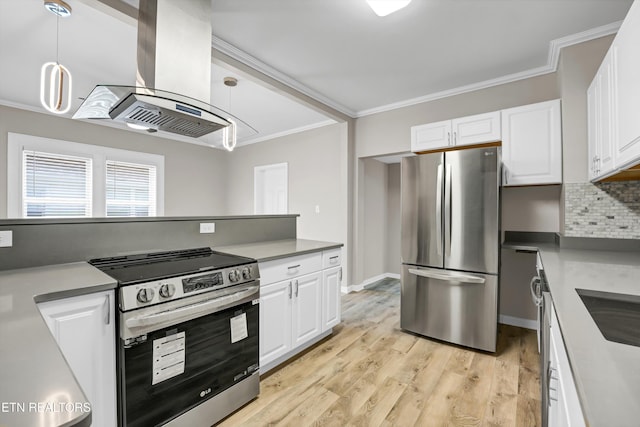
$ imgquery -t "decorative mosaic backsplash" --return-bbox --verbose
[564,182,640,239]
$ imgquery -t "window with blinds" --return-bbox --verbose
[23,150,93,217]
[106,160,157,217]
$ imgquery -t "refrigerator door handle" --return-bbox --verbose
[436,163,443,255]
[445,164,452,255]
[408,268,486,284]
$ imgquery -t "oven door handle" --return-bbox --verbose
[126,285,259,329]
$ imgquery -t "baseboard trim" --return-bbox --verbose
[342,272,401,294]
[499,315,538,330]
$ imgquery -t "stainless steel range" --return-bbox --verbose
[90,247,260,427]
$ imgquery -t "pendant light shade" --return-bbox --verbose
[40,62,72,114]
[367,0,412,17]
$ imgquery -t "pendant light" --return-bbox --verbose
[40,0,73,114]
[366,0,412,17]
[222,77,238,152]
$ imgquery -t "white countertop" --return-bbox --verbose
[0,262,117,427]
[216,238,343,262]
[536,244,640,427]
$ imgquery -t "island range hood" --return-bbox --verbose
[73,0,253,148]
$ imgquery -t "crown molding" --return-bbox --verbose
[547,20,622,71]
[212,36,357,118]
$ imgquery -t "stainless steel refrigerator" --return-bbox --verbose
[401,146,500,352]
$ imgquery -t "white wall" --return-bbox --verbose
[501,186,562,232]
[0,105,229,217]
[225,123,346,239]
[385,163,401,275]
[360,158,388,282]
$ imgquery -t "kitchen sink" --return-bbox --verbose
[577,288,640,347]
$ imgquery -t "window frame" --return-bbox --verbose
[7,132,165,218]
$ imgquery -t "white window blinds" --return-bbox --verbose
[23,150,93,217]
[106,160,157,217]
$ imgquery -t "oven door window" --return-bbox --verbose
[121,300,259,427]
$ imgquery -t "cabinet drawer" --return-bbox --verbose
[259,252,323,285]
[322,248,342,269]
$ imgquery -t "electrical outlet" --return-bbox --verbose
[0,230,13,248]
[315,205,320,214]
[199,223,216,234]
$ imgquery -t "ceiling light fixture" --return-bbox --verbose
[366,0,412,17]
[40,0,72,114]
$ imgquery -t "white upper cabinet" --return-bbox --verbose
[411,120,452,152]
[587,0,640,179]
[587,51,616,181]
[612,0,640,168]
[452,111,501,147]
[411,111,500,152]
[501,99,563,186]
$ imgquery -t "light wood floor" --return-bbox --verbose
[218,278,541,427]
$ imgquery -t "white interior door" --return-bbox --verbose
[254,163,288,214]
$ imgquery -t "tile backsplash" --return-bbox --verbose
[564,182,640,238]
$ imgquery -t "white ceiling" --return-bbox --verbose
[0,0,634,148]
[211,0,633,116]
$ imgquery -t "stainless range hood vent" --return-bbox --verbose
[73,0,255,144]
[109,93,228,138]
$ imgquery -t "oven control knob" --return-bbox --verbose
[159,283,176,298]
[136,288,155,304]
[229,269,239,282]
[241,267,251,280]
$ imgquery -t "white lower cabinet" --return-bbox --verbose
[291,272,323,347]
[259,279,293,366]
[37,290,117,427]
[259,249,342,373]
[322,266,341,331]
[548,304,585,427]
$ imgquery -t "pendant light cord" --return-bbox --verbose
[56,14,60,64]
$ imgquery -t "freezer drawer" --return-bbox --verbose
[400,265,498,352]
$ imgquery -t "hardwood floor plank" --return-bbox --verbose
[445,346,475,376]
[415,369,466,426]
[449,352,496,426]
[381,384,427,427]
[391,336,437,384]
[277,387,340,426]
[347,376,407,427]
[482,392,518,427]
[515,395,542,427]
[411,342,453,396]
